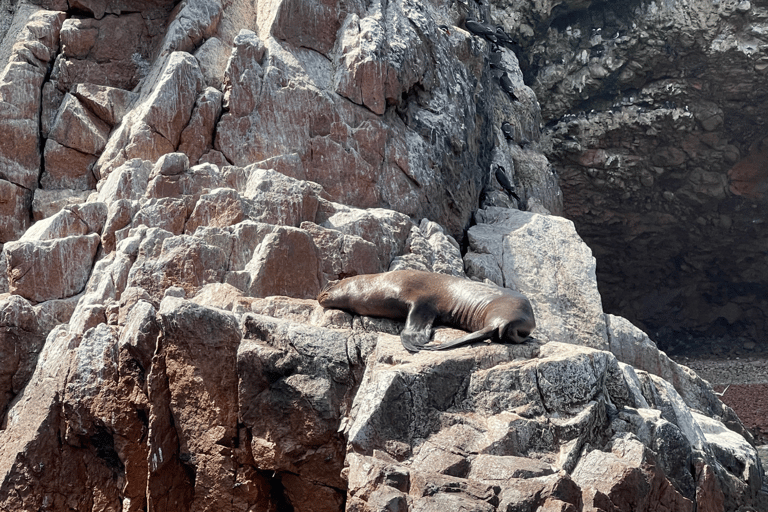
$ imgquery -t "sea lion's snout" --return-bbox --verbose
[317,280,341,305]
[501,314,535,343]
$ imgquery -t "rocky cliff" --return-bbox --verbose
[0,0,764,511]
[515,0,768,349]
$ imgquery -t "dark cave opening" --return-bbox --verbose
[568,195,768,358]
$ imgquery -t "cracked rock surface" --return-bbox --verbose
[0,0,765,510]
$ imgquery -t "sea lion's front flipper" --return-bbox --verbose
[422,325,496,351]
[399,303,436,352]
[400,329,431,352]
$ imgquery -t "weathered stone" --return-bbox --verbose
[21,202,107,241]
[97,158,152,203]
[150,152,190,178]
[193,36,230,89]
[0,295,45,418]
[185,187,246,234]
[301,221,384,281]
[132,197,190,236]
[126,232,228,302]
[466,208,609,350]
[48,93,111,156]
[101,199,137,253]
[40,139,98,191]
[262,0,342,56]
[53,13,153,92]
[72,83,138,126]
[238,313,376,491]
[0,10,64,192]
[497,473,583,512]
[5,233,101,302]
[151,297,240,511]
[177,87,223,165]
[320,204,412,271]
[334,15,398,115]
[94,51,205,179]
[31,188,92,222]
[145,161,225,199]
[606,314,727,420]
[156,0,223,57]
[389,219,464,276]
[572,435,694,511]
[40,81,64,139]
[242,167,324,227]
[245,226,323,299]
[0,180,33,243]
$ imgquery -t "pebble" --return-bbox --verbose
[675,356,768,385]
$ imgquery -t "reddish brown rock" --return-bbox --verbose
[5,233,101,303]
[40,139,98,191]
[158,0,223,56]
[571,437,694,512]
[246,227,323,299]
[97,158,152,203]
[0,326,124,512]
[150,152,190,177]
[72,83,138,126]
[319,205,412,270]
[133,198,190,236]
[145,162,225,200]
[41,81,65,138]
[185,188,246,234]
[193,36,230,89]
[21,202,107,241]
[95,51,204,179]
[727,138,768,200]
[264,0,343,56]
[31,188,92,222]
[0,295,45,419]
[178,87,223,165]
[695,459,726,512]
[301,221,384,280]
[306,135,380,208]
[0,10,65,241]
[152,298,241,511]
[101,199,137,253]
[0,180,33,244]
[242,167,324,227]
[53,14,154,92]
[334,15,400,115]
[48,93,111,156]
[126,232,226,301]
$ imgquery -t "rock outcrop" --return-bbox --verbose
[498,0,768,348]
[0,1,764,511]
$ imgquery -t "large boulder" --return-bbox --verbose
[4,233,101,303]
[465,207,609,350]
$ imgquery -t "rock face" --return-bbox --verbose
[0,1,764,512]
[496,0,768,348]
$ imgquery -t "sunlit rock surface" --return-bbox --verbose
[0,1,764,511]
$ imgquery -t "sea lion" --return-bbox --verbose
[317,269,535,352]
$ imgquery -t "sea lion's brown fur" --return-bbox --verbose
[317,269,535,352]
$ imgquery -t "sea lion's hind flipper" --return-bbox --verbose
[422,325,495,351]
[399,303,436,352]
